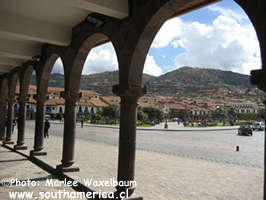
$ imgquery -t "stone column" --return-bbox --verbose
[30,95,47,156]
[112,84,146,196]
[56,91,81,172]
[250,69,266,199]
[0,101,7,141]
[3,99,15,144]
[14,99,27,150]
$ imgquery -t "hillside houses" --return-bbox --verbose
[13,85,264,121]
[14,86,109,120]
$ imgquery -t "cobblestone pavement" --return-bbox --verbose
[0,148,78,200]
[0,120,263,200]
[46,121,264,168]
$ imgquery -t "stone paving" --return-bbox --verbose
[45,121,264,169]
[0,148,78,200]
[0,122,264,200]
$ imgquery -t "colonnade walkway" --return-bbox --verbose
[0,125,263,200]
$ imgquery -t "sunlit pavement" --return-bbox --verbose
[0,120,263,200]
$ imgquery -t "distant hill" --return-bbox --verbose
[30,67,254,96]
[145,66,254,96]
[80,71,154,95]
[31,73,64,88]
[30,71,154,95]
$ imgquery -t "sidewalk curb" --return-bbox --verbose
[49,121,239,132]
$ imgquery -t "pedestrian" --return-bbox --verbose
[4,117,7,133]
[12,119,16,134]
[81,118,84,128]
[44,119,50,138]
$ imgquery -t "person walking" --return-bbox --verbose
[44,119,50,138]
[12,119,16,134]
[81,118,84,128]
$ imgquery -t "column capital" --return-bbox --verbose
[250,69,266,92]
[60,91,82,106]
[112,84,146,103]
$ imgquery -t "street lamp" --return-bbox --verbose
[164,105,169,129]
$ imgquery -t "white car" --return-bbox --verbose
[252,122,265,131]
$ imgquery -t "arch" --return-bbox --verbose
[8,71,19,100]
[64,33,113,92]
[0,77,9,103]
[32,54,64,153]
[131,1,263,199]
[116,0,211,86]
[0,76,8,140]
[233,0,266,69]
[37,54,59,97]
[18,65,34,101]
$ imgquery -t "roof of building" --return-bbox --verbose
[90,99,109,107]
[101,96,120,106]
[166,103,186,110]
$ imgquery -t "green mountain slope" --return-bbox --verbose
[30,67,254,96]
[146,66,253,96]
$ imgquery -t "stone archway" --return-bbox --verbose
[14,64,34,150]
[65,33,111,92]
[0,77,8,141]
[4,71,19,144]
[30,54,61,156]
[55,32,116,172]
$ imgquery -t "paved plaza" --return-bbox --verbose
[0,121,264,199]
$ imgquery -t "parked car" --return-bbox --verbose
[238,125,253,136]
[252,122,265,131]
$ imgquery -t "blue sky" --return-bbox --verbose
[53,0,261,76]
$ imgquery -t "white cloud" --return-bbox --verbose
[208,6,248,22]
[82,42,118,74]
[169,7,261,75]
[51,6,261,77]
[151,18,182,48]
[51,43,118,75]
[52,58,64,74]
[51,42,162,77]
[144,55,163,76]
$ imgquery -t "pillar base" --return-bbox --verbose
[14,145,27,150]
[3,141,14,145]
[56,164,80,173]
[30,150,47,157]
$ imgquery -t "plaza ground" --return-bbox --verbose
[0,121,263,200]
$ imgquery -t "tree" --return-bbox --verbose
[238,113,259,120]
[101,105,120,120]
[211,107,226,121]
[137,108,148,123]
[258,109,265,120]
[227,108,236,120]
[142,107,164,122]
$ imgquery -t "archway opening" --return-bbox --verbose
[18,66,36,149]
[74,41,120,192]
[135,0,263,199]
[25,56,65,166]
[42,57,65,165]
